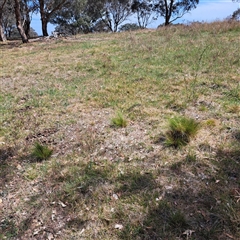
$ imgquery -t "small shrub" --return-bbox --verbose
[165,116,200,148]
[119,23,142,32]
[31,142,53,161]
[111,112,127,128]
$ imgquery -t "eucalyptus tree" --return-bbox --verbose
[78,0,133,32]
[51,0,133,33]
[232,8,240,20]
[82,0,107,31]
[154,0,199,26]
[85,0,133,32]
[3,0,16,38]
[21,0,38,37]
[2,4,15,38]
[131,0,153,28]
[102,0,133,32]
[14,0,28,42]
[231,0,240,20]
[50,0,99,34]
[0,0,37,41]
[33,0,69,36]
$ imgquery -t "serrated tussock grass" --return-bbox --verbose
[165,116,200,148]
[31,142,53,161]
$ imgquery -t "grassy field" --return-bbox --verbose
[0,21,240,239]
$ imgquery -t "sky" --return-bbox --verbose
[31,0,240,35]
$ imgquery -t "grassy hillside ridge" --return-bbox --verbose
[0,21,240,239]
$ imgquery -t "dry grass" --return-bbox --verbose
[0,21,240,239]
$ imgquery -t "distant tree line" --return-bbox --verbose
[0,0,238,43]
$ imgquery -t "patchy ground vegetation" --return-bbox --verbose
[0,21,240,239]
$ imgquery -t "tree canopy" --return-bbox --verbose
[131,0,153,28]
[154,0,199,26]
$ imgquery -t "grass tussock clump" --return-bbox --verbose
[165,116,200,148]
[31,142,53,161]
[111,111,127,128]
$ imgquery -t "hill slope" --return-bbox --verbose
[0,21,240,239]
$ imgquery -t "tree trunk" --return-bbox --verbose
[0,11,7,41]
[39,0,68,36]
[39,0,49,36]
[24,18,31,38]
[0,0,7,41]
[164,0,173,26]
[41,17,49,36]
[165,15,170,26]
[14,0,28,43]
[0,25,6,41]
[23,0,31,38]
